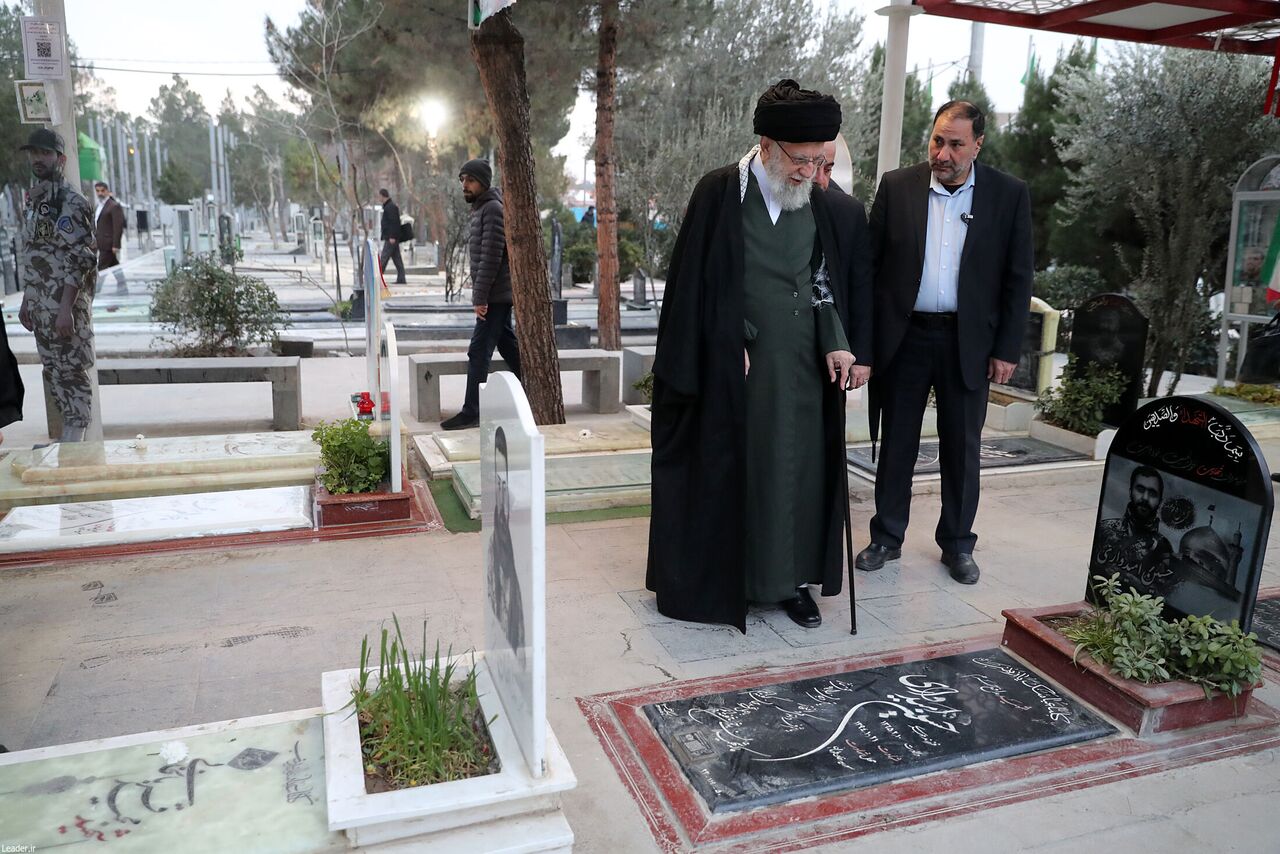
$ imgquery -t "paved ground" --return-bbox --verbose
[0,233,1275,851]
[1,439,1278,852]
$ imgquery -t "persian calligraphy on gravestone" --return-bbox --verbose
[642,649,1114,813]
[1089,396,1273,629]
[1250,596,1280,653]
[480,371,547,778]
[1070,294,1148,427]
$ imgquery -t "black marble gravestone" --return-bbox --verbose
[847,436,1086,477]
[1088,396,1273,629]
[1070,294,1148,427]
[1247,596,1280,653]
[1008,311,1044,393]
[642,649,1114,813]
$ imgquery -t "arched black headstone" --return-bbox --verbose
[1088,396,1273,630]
[1070,294,1148,427]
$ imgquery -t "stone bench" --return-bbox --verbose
[409,349,621,421]
[73,356,303,433]
[622,345,656,405]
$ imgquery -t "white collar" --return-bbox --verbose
[929,163,977,196]
[739,146,783,225]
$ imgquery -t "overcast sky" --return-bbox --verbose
[65,0,1094,182]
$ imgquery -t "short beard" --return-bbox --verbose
[762,151,812,212]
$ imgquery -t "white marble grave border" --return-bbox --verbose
[383,318,402,493]
[0,708,322,768]
[320,656,576,848]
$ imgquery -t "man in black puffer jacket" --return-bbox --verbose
[442,158,522,430]
[377,189,407,284]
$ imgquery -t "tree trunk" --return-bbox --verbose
[471,8,565,425]
[594,0,621,351]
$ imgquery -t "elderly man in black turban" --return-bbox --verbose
[646,79,873,632]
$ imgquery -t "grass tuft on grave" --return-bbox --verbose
[1054,574,1263,699]
[349,615,498,793]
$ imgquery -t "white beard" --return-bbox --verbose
[763,155,813,212]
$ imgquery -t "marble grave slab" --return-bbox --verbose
[643,648,1115,813]
[453,450,651,518]
[10,431,319,483]
[0,486,313,553]
[1247,595,1280,653]
[0,713,344,853]
[847,436,1087,478]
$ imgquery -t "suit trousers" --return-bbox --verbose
[462,302,521,416]
[870,313,989,555]
[379,240,406,283]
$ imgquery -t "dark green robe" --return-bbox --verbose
[741,175,849,602]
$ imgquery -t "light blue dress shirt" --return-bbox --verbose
[914,167,976,313]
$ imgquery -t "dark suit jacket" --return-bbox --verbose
[869,161,1033,390]
[380,199,400,241]
[94,196,125,254]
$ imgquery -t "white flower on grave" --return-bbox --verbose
[159,741,189,763]
[578,429,592,440]
[131,433,147,451]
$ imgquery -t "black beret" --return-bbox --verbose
[752,79,841,143]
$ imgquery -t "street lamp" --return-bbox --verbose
[418,98,447,141]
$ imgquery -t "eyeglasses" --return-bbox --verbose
[774,141,826,169]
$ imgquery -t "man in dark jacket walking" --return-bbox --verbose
[441,158,521,431]
[378,188,406,284]
[93,181,127,294]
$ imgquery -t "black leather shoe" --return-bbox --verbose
[779,587,821,628]
[440,412,479,431]
[855,543,901,572]
[942,552,981,584]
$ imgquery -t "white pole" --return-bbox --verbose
[875,0,922,185]
[131,122,144,206]
[968,22,985,83]
[143,130,154,204]
[116,120,129,204]
[31,0,79,188]
[208,118,219,214]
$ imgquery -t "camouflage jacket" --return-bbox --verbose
[20,178,97,296]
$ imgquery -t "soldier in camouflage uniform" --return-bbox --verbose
[17,129,97,443]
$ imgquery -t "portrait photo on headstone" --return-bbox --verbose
[1088,396,1272,628]
[488,425,526,668]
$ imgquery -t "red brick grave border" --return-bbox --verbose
[578,636,1280,853]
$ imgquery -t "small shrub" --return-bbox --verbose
[633,371,654,405]
[1035,355,1127,436]
[1033,265,1105,351]
[1061,574,1262,699]
[331,298,354,321]
[311,418,390,494]
[1213,383,1280,405]
[351,615,496,790]
[151,254,286,356]
[565,242,596,283]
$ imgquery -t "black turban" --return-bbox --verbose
[752,79,841,143]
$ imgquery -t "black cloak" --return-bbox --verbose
[645,164,872,631]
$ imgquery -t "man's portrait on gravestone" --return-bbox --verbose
[1095,464,1174,595]
[1074,310,1125,366]
[488,426,525,659]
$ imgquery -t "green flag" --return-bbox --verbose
[1020,39,1037,86]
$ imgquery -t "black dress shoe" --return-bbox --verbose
[440,412,479,431]
[942,552,980,584]
[779,587,821,628]
[855,543,901,572]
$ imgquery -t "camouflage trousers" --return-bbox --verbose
[28,285,95,429]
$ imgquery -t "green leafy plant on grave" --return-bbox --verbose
[150,253,286,356]
[1213,383,1280,406]
[633,371,654,405]
[331,298,354,321]
[1060,574,1262,699]
[311,418,390,495]
[1035,355,1128,436]
[349,615,497,791]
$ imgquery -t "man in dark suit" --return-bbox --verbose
[93,181,127,294]
[856,101,1033,585]
[378,188,406,284]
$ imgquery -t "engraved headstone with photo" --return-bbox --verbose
[1007,311,1043,393]
[1088,395,1273,629]
[1070,294,1148,427]
[480,371,547,777]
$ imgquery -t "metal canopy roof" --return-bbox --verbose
[914,0,1280,55]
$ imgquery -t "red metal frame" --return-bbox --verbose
[916,0,1280,56]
